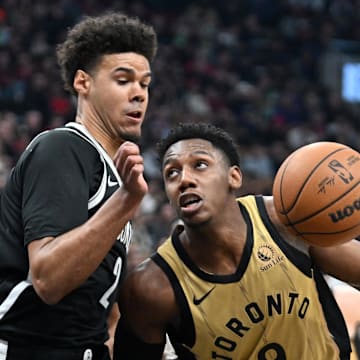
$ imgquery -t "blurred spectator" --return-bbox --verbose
[241,143,275,180]
[0,153,11,192]
[0,111,18,163]
[1,0,360,248]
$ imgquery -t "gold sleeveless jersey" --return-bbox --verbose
[153,195,351,360]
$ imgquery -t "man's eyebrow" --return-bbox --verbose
[162,149,215,167]
[114,67,152,77]
[191,149,214,157]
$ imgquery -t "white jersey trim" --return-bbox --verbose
[62,123,132,251]
[0,280,31,320]
[0,339,8,360]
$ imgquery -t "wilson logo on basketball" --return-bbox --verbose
[328,199,360,223]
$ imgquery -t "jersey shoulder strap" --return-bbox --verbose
[56,122,122,210]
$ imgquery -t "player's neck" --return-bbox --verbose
[180,213,247,275]
[75,115,120,158]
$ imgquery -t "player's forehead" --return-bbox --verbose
[163,138,219,165]
[96,53,151,75]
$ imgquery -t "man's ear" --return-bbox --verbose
[229,165,242,191]
[73,70,91,95]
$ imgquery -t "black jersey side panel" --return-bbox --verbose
[313,266,351,360]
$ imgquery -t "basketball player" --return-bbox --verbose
[114,122,360,360]
[0,12,157,360]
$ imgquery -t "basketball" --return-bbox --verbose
[272,141,360,247]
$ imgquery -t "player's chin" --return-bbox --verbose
[184,218,210,229]
[181,211,210,228]
[119,129,141,144]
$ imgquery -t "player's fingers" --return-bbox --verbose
[116,154,144,178]
[122,163,148,196]
[114,141,140,164]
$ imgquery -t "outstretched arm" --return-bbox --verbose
[310,240,360,290]
[264,196,360,289]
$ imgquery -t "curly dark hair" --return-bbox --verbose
[157,122,240,167]
[56,11,157,95]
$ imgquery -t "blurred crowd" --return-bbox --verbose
[1,0,360,257]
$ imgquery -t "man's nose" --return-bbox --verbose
[179,168,196,190]
[130,83,146,103]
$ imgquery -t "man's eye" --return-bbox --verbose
[196,161,208,169]
[166,169,179,179]
[117,79,128,85]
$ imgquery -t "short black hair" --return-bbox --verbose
[157,122,240,167]
[56,11,157,95]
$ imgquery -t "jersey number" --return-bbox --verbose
[99,257,123,308]
[258,343,286,359]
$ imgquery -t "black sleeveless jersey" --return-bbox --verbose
[0,122,132,348]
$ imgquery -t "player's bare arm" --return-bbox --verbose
[28,141,148,304]
[114,258,179,359]
[119,259,177,343]
[310,241,360,290]
[265,196,360,290]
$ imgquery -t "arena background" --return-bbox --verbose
[0,1,360,357]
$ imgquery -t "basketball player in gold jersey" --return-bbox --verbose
[114,122,360,360]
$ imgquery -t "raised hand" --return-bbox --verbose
[113,141,148,201]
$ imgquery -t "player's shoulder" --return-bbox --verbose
[123,259,173,300]
[262,195,310,254]
[120,258,178,323]
[28,127,94,150]
[24,127,100,165]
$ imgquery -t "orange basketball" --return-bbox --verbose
[272,141,360,247]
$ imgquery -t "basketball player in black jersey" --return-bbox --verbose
[0,12,157,360]
[114,122,360,360]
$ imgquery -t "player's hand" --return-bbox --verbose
[113,141,148,201]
